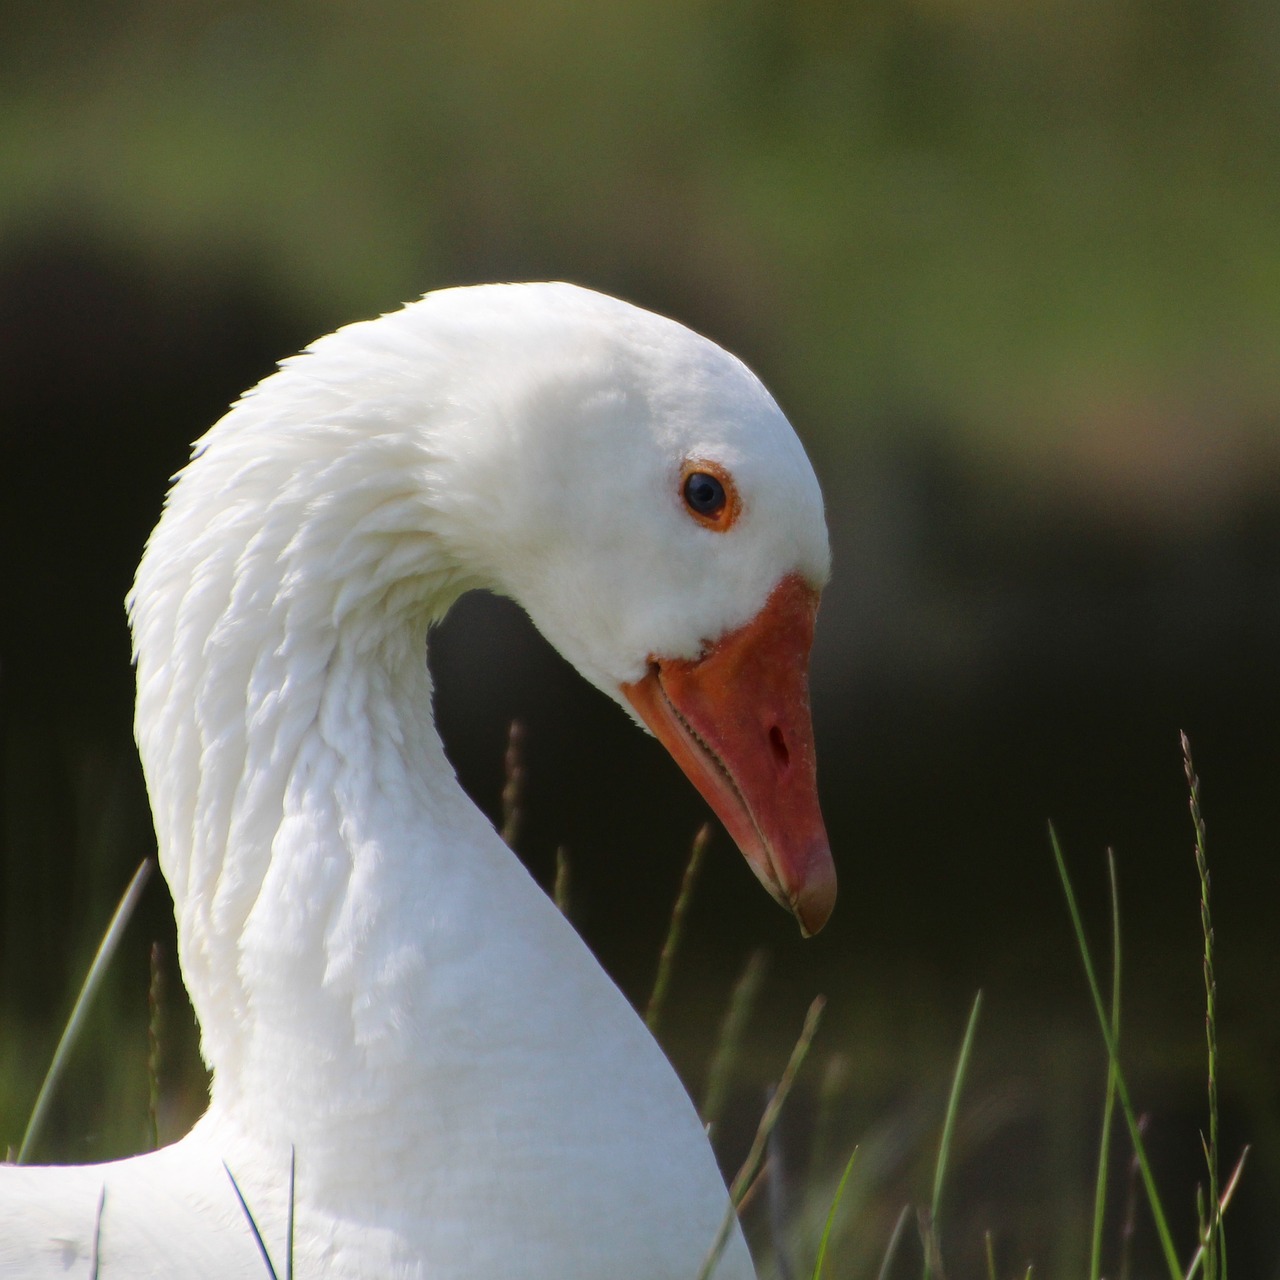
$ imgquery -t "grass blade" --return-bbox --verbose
[729,996,825,1207]
[88,1184,105,1280]
[1088,850,1123,1280]
[812,1145,858,1280]
[697,995,825,1280]
[877,1205,911,1280]
[922,989,983,1279]
[224,1161,279,1280]
[1050,824,1182,1280]
[285,1146,295,1280]
[646,823,710,1033]
[17,857,154,1164]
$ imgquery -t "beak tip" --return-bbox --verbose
[789,852,836,938]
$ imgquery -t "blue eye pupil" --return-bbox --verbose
[684,472,726,516]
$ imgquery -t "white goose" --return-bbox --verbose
[1,282,834,1279]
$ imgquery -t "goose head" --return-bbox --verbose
[133,282,835,988]
[427,283,836,932]
[117,282,832,1276]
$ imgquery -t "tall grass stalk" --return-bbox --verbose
[696,995,825,1280]
[701,949,769,1132]
[1050,824,1182,1279]
[646,823,711,1033]
[1181,733,1221,1280]
[1088,850,1123,1280]
[500,719,525,848]
[921,989,982,1280]
[16,857,154,1164]
[552,845,572,915]
[146,941,164,1151]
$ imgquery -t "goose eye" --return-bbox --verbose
[679,460,739,530]
[680,460,742,529]
[684,471,726,518]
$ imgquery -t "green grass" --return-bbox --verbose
[224,1148,295,1280]
[922,990,983,1280]
[1051,823,1182,1278]
[812,1145,859,1280]
[1183,733,1223,1280]
[2,734,1262,1277]
[15,858,153,1166]
[727,733,1252,1277]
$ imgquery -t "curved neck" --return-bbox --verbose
[212,622,503,1149]
[130,397,499,1128]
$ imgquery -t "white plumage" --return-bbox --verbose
[1,283,832,1278]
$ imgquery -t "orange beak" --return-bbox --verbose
[621,573,835,936]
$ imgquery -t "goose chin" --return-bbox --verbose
[621,573,836,937]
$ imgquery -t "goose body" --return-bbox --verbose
[1,283,833,1278]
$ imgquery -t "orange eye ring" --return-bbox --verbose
[679,459,741,532]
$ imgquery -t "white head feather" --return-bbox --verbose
[0,283,837,1280]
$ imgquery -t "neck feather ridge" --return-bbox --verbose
[129,391,486,1111]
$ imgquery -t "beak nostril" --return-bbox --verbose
[768,725,790,769]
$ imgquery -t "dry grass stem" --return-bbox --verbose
[1182,732,1222,1280]
[146,941,164,1151]
[552,845,572,916]
[697,995,825,1280]
[646,823,711,1033]
[500,719,525,848]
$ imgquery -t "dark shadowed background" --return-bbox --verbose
[1,3,1277,1275]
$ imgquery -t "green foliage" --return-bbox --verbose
[3,2,1279,458]
[2,738,1264,1276]
[1052,822,1183,1279]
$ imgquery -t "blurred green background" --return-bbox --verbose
[1,1,1277,1275]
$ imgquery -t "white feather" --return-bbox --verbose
[1,282,829,1278]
